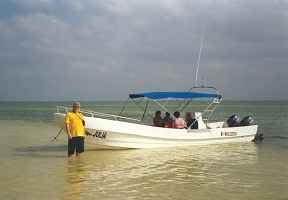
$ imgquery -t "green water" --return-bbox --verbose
[0,101,287,200]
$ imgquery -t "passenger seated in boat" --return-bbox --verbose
[163,112,173,128]
[173,111,187,129]
[153,111,164,127]
[185,112,198,129]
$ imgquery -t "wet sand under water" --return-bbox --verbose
[1,119,287,200]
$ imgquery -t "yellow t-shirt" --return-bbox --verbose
[65,112,85,137]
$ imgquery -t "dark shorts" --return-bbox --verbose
[68,136,85,156]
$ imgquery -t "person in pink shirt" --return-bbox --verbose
[173,111,187,129]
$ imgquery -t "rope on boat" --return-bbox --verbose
[50,128,63,142]
[39,128,64,149]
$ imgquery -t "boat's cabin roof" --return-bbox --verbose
[129,91,222,101]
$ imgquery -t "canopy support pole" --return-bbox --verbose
[118,98,130,116]
[179,100,192,112]
[153,99,169,113]
[202,98,221,123]
[141,100,149,121]
[131,98,154,121]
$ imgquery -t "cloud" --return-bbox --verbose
[0,0,287,100]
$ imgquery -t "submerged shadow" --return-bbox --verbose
[15,144,67,152]
[13,144,67,158]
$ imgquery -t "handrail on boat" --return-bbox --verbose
[56,106,141,122]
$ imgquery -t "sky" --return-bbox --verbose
[0,0,287,101]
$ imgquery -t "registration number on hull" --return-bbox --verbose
[90,130,107,139]
[221,132,237,136]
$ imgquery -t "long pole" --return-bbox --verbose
[195,28,206,86]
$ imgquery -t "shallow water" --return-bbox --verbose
[0,101,288,200]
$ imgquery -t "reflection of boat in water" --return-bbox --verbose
[54,87,258,149]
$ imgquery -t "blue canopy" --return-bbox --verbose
[129,92,222,100]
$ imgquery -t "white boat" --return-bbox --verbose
[54,87,259,149]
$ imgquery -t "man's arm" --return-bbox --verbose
[65,114,72,139]
[65,123,72,139]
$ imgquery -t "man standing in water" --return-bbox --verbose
[65,102,86,158]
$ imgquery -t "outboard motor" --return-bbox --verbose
[240,116,256,126]
[227,114,241,127]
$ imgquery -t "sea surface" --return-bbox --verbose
[0,101,287,200]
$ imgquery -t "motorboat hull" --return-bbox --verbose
[54,113,258,149]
